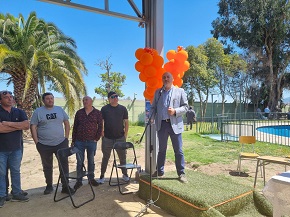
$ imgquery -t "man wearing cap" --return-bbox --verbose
[0,90,30,208]
[97,91,129,184]
[150,72,189,183]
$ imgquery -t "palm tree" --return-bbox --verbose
[0,12,87,117]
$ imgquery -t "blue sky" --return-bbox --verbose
[0,0,222,100]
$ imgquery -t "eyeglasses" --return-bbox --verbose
[110,95,118,99]
[0,91,12,95]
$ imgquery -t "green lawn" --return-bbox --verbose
[127,126,290,166]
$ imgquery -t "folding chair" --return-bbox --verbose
[109,142,141,195]
[54,147,95,208]
[237,136,261,175]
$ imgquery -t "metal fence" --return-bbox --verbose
[196,112,290,146]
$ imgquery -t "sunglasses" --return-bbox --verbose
[110,95,118,99]
[1,91,12,95]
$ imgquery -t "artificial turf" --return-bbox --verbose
[138,170,272,217]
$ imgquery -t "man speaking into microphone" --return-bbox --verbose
[150,72,189,183]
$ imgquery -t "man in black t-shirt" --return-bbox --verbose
[97,91,129,184]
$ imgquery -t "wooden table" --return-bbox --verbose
[254,156,290,188]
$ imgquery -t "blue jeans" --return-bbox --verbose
[157,121,185,176]
[0,149,22,197]
[74,140,97,181]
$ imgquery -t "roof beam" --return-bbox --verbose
[38,0,145,23]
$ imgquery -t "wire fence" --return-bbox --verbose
[195,112,290,146]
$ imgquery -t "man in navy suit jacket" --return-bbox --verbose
[150,72,188,183]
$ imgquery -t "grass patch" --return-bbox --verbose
[139,170,270,217]
[128,125,289,216]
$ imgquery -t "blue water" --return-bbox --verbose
[257,125,290,137]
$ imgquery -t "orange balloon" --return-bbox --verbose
[179,71,185,78]
[151,49,158,56]
[175,50,188,62]
[135,48,145,60]
[166,50,176,60]
[156,79,163,88]
[181,61,190,72]
[140,53,153,65]
[135,61,144,72]
[164,60,175,72]
[171,70,180,79]
[156,67,165,77]
[139,72,148,82]
[152,55,164,68]
[146,87,156,96]
[143,90,151,99]
[143,88,154,100]
[173,59,183,73]
[144,65,157,77]
[173,77,183,87]
[146,77,159,88]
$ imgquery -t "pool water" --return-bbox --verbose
[257,125,290,137]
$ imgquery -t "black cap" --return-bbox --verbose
[108,91,117,98]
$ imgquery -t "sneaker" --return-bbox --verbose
[73,181,83,191]
[11,194,29,202]
[61,186,75,195]
[179,174,188,183]
[122,174,130,182]
[152,171,164,178]
[89,179,99,186]
[0,197,5,208]
[97,177,105,184]
[5,195,11,201]
[10,190,28,196]
[44,185,54,195]
[21,190,28,196]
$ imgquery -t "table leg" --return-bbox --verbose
[263,160,266,186]
[254,159,260,188]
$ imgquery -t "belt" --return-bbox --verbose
[162,119,170,122]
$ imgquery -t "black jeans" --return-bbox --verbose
[36,138,69,186]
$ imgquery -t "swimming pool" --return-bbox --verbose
[257,125,290,137]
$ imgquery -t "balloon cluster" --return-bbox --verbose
[135,47,165,102]
[163,46,190,87]
[135,46,190,102]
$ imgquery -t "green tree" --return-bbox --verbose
[0,12,87,117]
[212,0,290,111]
[220,53,247,114]
[94,56,126,101]
[184,43,218,118]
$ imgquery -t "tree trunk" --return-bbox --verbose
[13,74,38,118]
[265,42,275,111]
